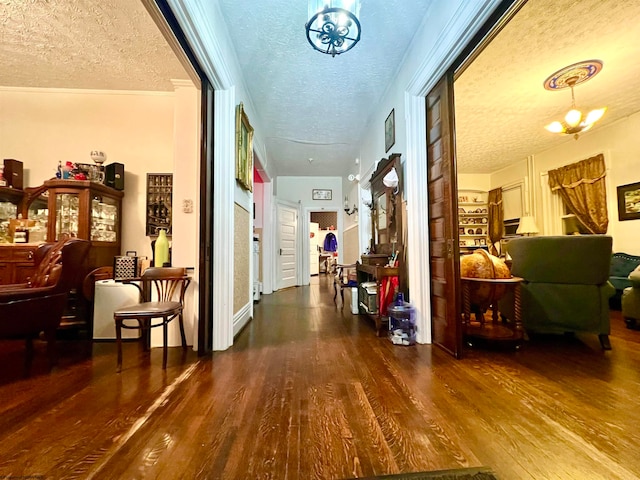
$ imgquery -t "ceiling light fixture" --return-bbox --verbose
[305,0,361,57]
[543,60,606,140]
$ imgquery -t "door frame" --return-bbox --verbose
[404,0,522,347]
[301,208,343,284]
[147,0,215,353]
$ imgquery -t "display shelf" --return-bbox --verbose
[44,179,123,269]
[458,190,488,250]
[146,173,172,236]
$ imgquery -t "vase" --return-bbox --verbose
[154,229,169,267]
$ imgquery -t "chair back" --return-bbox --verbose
[28,237,66,288]
[27,235,90,291]
[507,235,613,285]
[56,237,91,294]
[140,267,190,303]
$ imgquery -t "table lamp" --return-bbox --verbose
[517,216,539,236]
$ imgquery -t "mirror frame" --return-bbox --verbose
[369,153,402,255]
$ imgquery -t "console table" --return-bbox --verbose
[461,276,524,348]
[356,263,399,336]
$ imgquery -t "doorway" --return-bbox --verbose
[310,211,339,279]
[0,0,214,352]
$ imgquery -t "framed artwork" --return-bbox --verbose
[312,189,332,200]
[385,109,395,153]
[235,102,254,192]
[617,181,640,221]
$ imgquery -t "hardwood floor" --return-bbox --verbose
[1,275,640,479]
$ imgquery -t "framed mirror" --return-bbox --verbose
[369,153,402,255]
[377,192,388,244]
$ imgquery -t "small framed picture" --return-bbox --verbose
[385,109,395,153]
[479,238,486,246]
[617,181,640,221]
[312,189,332,200]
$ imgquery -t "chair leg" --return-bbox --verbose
[340,288,345,308]
[141,319,151,351]
[24,336,34,376]
[163,317,168,369]
[599,334,612,351]
[178,313,187,350]
[44,328,58,367]
[115,317,123,373]
[333,282,338,304]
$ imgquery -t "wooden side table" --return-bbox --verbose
[461,276,524,349]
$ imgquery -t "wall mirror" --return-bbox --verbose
[377,192,388,244]
[369,153,402,255]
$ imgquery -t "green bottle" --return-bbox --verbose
[154,229,169,267]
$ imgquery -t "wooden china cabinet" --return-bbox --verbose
[0,186,48,284]
[43,179,123,270]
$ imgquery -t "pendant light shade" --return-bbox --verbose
[305,0,361,57]
[543,60,606,140]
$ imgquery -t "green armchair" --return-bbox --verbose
[500,235,615,349]
[622,266,640,330]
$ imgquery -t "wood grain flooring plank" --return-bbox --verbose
[2,278,640,480]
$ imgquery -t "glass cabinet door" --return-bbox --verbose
[91,196,118,242]
[0,201,17,244]
[26,196,49,243]
[55,193,80,239]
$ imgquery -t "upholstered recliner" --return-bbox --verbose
[622,266,640,330]
[500,235,615,350]
[0,236,90,366]
[609,252,640,308]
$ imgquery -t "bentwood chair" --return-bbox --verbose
[333,263,358,309]
[114,267,190,372]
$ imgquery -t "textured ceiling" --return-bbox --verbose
[217,0,434,178]
[454,0,640,173]
[4,0,637,178]
[0,0,189,91]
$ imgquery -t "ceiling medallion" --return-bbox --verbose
[543,60,603,90]
[543,60,606,140]
[305,1,361,57]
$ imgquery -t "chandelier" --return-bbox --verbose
[305,0,361,57]
[543,60,606,140]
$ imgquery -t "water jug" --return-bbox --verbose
[388,293,417,345]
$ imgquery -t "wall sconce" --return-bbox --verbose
[344,197,358,216]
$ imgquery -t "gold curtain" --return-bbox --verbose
[487,188,503,256]
[548,154,608,234]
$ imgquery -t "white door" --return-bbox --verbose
[310,222,319,276]
[277,203,298,290]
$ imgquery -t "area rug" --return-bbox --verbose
[353,466,498,480]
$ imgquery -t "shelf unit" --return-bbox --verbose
[146,173,172,236]
[44,179,123,269]
[458,189,488,252]
[0,186,48,284]
[356,260,399,336]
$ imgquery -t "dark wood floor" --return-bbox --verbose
[1,275,640,479]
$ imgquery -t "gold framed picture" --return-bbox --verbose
[235,102,254,192]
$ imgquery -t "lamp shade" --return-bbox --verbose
[517,216,539,236]
[306,0,361,57]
